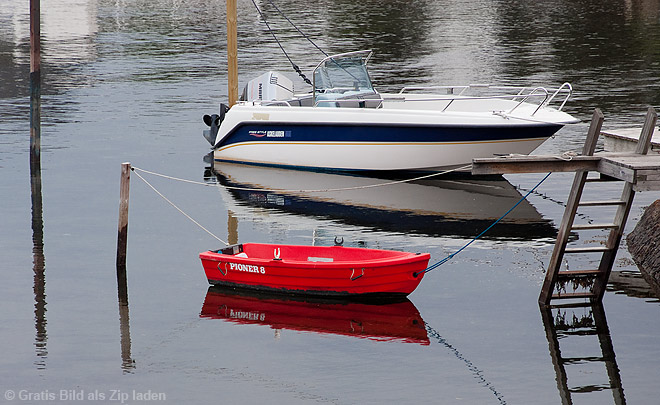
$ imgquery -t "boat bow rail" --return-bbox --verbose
[396,82,573,115]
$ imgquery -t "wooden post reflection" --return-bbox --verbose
[118,300,135,372]
[228,209,238,245]
[540,303,625,404]
[30,0,47,370]
[30,116,47,369]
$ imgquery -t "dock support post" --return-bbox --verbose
[116,162,131,304]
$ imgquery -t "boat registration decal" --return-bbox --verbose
[248,130,292,138]
[228,262,266,274]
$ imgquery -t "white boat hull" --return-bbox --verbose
[214,136,548,171]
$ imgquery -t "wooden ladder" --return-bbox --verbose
[539,108,658,306]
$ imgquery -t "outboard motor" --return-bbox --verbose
[202,103,229,146]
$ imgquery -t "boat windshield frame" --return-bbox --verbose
[312,50,375,105]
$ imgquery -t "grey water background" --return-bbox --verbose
[2,0,660,403]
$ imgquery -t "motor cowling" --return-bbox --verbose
[202,103,229,146]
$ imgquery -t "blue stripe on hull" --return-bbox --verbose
[217,122,562,148]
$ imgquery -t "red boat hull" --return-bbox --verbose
[199,243,430,298]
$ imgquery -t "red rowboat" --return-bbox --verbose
[200,288,430,345]
[199,243,430,298]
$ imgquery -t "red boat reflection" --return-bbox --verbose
[200,287,429,345]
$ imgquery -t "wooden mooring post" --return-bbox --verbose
[226,0,238,107]
[472,107,660,305]
[116,165,135,372]
[30,0,41,161]
[116,162,131,304]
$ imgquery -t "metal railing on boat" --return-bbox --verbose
[253,82,572,115]
[397,82,573,113]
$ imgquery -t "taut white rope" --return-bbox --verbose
[131,169,229,246]
[131,165,474,194]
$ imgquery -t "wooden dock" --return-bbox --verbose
[472,107,659,306]
[602,126,660,154]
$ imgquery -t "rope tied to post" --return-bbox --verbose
[130,167,230,246]
[128,164,472,245]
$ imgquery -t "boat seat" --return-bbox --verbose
[263,95,315,107]
[290,95,315,107]
[316,91,383,108]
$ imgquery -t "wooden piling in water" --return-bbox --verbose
[116,162,131,304]
[116,163,134,370]
[30,0,41,160]
[227,0,238,107]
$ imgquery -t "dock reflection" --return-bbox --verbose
[540,303,625,404]
[205,163,556,240]
[200,287,429,345]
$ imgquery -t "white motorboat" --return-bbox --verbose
[203,50,579,172]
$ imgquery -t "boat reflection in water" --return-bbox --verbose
[200,287,429,345]
[205,162,556,240]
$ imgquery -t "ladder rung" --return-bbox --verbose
[557,270,602,278]
[578,200,627,207]
[551,292,596,300]
[564,246,611,253]
[571,223,619,230]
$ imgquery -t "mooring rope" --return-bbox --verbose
[130,164,477,244]
[414,172,552,276]
[130,165,550,259]
[131,169,229,245]
[425,322,507,405]
[131,165,473,194]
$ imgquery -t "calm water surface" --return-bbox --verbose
[2,0,660,403]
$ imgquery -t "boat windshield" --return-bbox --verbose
[313,50,374,96]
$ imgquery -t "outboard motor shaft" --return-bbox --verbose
[202,103,229,146]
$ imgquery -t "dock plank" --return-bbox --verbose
[472,152,660,191]
[471,155,600,175]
